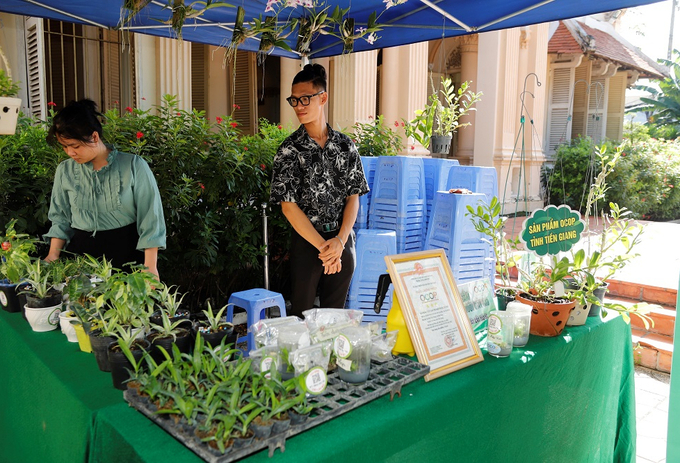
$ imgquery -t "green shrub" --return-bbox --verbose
[545,137,616,212]
[545,134,680,221]
[351,115,402,157]
[0,114,65,235]
[102,96,293,306]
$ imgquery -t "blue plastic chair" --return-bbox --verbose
[227,288,287,354]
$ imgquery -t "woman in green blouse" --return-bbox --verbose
[44,99,166,278]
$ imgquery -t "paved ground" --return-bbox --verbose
[636,366,671,463]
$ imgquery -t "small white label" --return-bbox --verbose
[0,291,7,307]
[488,314,502,334]
[336,357,352,371]
[49,308,61,326]
[333,334,352,359]
[304,366,327,395]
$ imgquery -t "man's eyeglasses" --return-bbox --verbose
[286,91,325,108]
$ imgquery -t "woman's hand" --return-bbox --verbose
[322,255,342,275]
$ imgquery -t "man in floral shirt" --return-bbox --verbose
[270,64,369,316]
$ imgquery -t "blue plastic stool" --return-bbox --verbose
[227,289,287,355]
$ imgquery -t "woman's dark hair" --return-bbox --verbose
[292,63,327,91]
[47,99,104,145]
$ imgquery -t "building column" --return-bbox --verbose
[380,43,429,156]
[135,35,159,112]
[157,37,191,110]
[329,51,377,130]
[456,34,479,164]
[279,57,301,129]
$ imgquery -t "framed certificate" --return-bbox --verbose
[385,249,484,381]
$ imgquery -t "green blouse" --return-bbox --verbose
[45,149,166,250]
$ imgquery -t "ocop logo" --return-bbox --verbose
[419,291,437,302]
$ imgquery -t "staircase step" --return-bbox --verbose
[629,304,676,337]
[632,328,674,373]
[608,279,677,306]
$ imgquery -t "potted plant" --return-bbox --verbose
[514,256,577,337]
[64,269,98,352]
[20,258,65,331]
[149,284,189,325]
[193,302,234,347]
[0,47,22,136]
[405,77,482,155]
[108,325,150,390]
[0,219,36,313]
[466,196,523,309]
[89,309,120,372]
[562,145,647,325]
[148,310,192,362]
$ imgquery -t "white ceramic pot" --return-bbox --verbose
[59,311,79,342]
[25,302,62,332]
[0,97,21,135]
[567,301,590,326]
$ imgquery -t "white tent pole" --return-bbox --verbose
[477,0,555,31]
[23,0,109,28]
[418,0,473,32]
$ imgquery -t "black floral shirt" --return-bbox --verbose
[270,124,369,226]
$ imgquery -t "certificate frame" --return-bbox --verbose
[385,249,484,381]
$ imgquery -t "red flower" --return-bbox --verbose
[410,145,415,151]
[126,106,133,113]
[641,198,646,202]
[141,97,146,101]
[1,242,10,251]
[401,122,405,127]
[244,147,248,151]
[260,164,266,171]
[47,101,57,107]
[216,116,223,124]
[670,185,675,188]
[230,122,238,128]
[114,100,119,105]
[277,125,282,129]
[136,131,144,139]
[394,121,399,127]
[233,104,241,110]
[199,183,205,190]
[177,112,181,116]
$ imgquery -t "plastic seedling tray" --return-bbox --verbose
[124,356,429,462]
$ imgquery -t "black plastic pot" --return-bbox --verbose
[149,327,192,363]
[25,289,63,308]
[193,322,235,348]
[588,284,608,318]
[495,288,516,311]
[109,339,150,390]
[89,329,117,372]
[271,416,291,435]
[251,420,273,439]
[149,310,190,327]
[289,410,309,426]
[0,279,22,313]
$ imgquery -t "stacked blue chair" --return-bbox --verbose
[368,156,427,253]
[423,158,460,231]
[447,165,499,285]
[425,192,494,285]
[226,289,287,355]
[346,229,397,322]
[355,156,378,231]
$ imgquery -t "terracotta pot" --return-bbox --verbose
[516,293,576,337]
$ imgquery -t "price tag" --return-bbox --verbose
[333,334,352,359]
[303,366,327,395]
[336,357,352,371]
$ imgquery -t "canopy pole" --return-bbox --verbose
[24,0,109,28]
[478,0,555,31]
[262,202,270,290]
[418,0,473,32]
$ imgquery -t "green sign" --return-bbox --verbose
[520,205,584,256]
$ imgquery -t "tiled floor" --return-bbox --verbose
[636,365,671,463]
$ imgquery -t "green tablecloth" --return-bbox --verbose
[1,310,635,463]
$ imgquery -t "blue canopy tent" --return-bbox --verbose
[0,0,667,59]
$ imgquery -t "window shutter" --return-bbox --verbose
[101,29,121,111]
[191,42,206,112]
[547,66,574,157]
[230,50,257,135]
[586,77,608,142]
[571,62,589,139]
[25,18,46,118]
[606,73,626,141]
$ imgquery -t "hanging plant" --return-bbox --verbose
[295,7,330,56]
[120,0,233,40]
[257,15,295,65]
